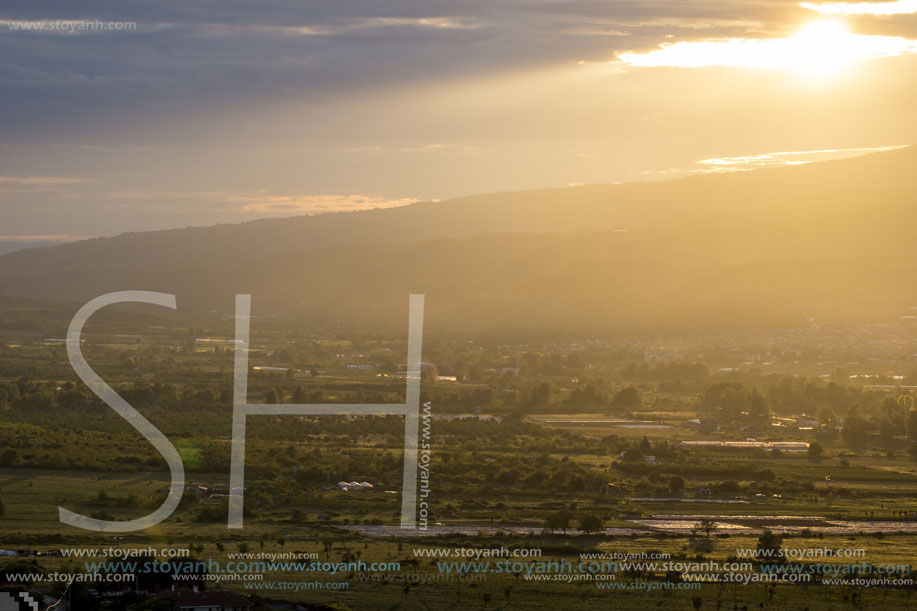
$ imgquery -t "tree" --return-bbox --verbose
[817,406,837,428]
[611,387,640,409]
[292,385,308,403]
[907,410,917,440]
[879,417,896,438]
[639,436,652,454]
[882,395,901,420]
[531,382,553,406]
[669,475,686,494]
[0,449,17,467]
[843,405,870,437]
[749,388,770,417]
[756,529,783,561]
[568,476,585,493]
[567,383,605,406]
[421,364,439,383]
[544,509,572,534]
[807,441,824,460]
[578,514,604,534]
[692,596,703,611]
[699,518,717,538]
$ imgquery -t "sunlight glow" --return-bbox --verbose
[801,0,917,15]
[618,20,917,71]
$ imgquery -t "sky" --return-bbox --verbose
[2,0,917,238]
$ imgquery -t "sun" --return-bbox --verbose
[617,18,917,72]
[787,20,856,75]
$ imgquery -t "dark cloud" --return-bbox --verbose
[0,0,803,141]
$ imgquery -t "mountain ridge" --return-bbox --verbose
[2,146,916,335]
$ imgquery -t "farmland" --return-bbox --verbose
[2,301,917,609]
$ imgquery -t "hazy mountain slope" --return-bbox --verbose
[2,145,915,274]
[0,240,70,256]
[1,146,916,335]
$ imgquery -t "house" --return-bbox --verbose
[157,587,252,611]
[796,415,820,429]
[185,484,209,498]
[768,441,809,451]
[337,478,380,491]
[337,481,367,491]
[684,417,719,432]
[644,349,685,362]
[605,483,622,495]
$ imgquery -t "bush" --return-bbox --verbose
[715,480,741,495]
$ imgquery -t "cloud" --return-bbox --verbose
[618,21,917,69]
[144,16,484,37]
[800,0,917,16]
[695,145,908,172]
[354,17,481,30]
[0,0,792,147]
[0,234,85,241]
[234,194,419,213]
[0,4,501,144]
[340,143,475,154]
[0,175,92,199]
[0,175,89,185]
[557,26,631,37]
[398,143,450,153]
[603,17,766,31]
[108,190,419,214]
